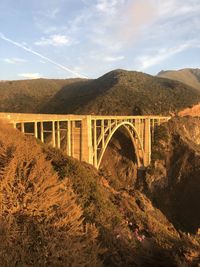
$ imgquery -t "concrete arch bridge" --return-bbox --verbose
[0,113,170,169]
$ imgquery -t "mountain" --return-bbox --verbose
[1,69,200,115]
[157,68,200,91]
[67,69,200,115]
[0,78,86,113]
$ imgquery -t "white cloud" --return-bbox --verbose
[137,42,193,70]
[114,0,157,44]
[3,57,27,64]
[156,0,200,17]
[35,34,72,46]
[103,55,124,62]
[95,0,124,15]
[18,73,42,79]
[0,32,87,78]
[84,0,157,51]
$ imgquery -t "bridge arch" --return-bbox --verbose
[96,121,144,169]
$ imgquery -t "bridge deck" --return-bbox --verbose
[0,112,171,123]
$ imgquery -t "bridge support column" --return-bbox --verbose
[101,120,105,147]
[144,118,151,166]
[52,121,56,148]
[21,122,25,133]
[34,122,38,138]
[81,116,93,165]
[67,121,71,156]
[57,121,60,149]
[40,122,44,143]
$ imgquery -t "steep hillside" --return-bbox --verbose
[45,146,200,267]
[157,68,200,91]
[1,121,200,266]
[0,121,102,267]
[42,69,200,115]
[144,117,200,234]
[1,69,200,115]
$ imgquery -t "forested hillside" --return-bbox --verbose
[0,78,86,113]
[1,69,200,115]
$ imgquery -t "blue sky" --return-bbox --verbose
[0,0,200,80]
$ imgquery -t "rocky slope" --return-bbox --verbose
[179,103,200,116]
[157,68,200,91]
[143,117,200,235]
[97,116,200,236]
[45,140,200,266]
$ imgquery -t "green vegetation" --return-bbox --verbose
[0,78,85,113]
[44,146,122,228]
[73,70,200,115]
[1,69,200,115]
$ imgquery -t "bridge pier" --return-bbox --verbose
[144,118,151,166]
[81,116,93,165]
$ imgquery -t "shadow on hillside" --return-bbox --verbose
[40,72,119,115]
[150,170,200,234]
[100,128,138,190]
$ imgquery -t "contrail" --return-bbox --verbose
[0,32,88,79]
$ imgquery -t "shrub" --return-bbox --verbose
[0,122,102,267]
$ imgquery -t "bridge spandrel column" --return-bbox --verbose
[71,121,81,160]
[134,119,141,140]
[52,121,56,148]
[67,121,71,156]
[34,122,38,138]
[40,122,44,143]
[81,116,93,164]
[144,118,151,166]
[21,122,25,133]
[56,121,61,149]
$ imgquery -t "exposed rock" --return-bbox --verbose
[144,117,200,234]
[179,103,200,117]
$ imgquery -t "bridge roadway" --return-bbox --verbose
[0,113,170,169]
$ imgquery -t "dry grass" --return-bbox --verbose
[0,121,102,267]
